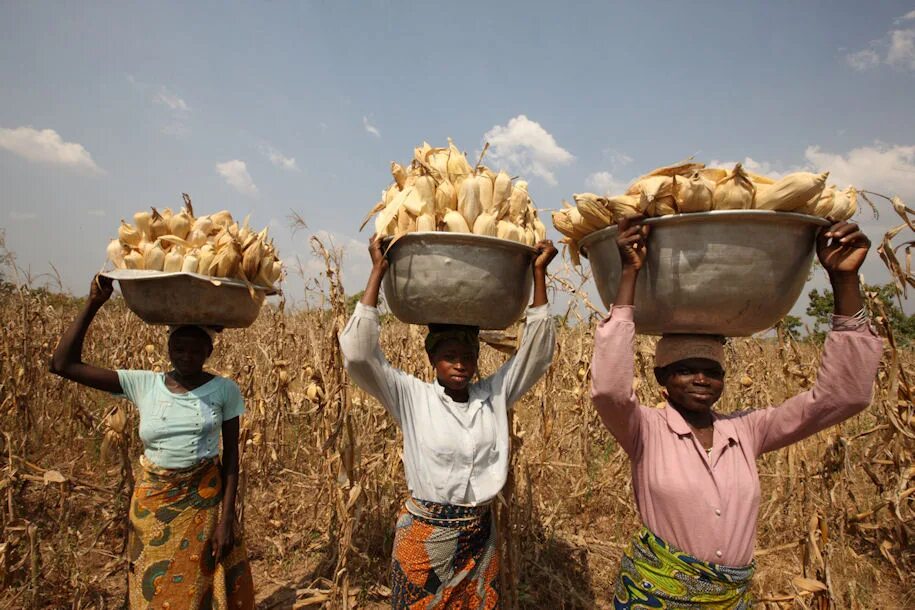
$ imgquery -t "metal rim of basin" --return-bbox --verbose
[381,231,538,256]
[578,210,831,256]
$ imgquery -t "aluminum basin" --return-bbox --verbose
[579,211,829,336]
[382,232,536,329]
[102,270,277,328]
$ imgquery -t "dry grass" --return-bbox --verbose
[0,226,913,609]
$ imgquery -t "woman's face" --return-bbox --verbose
[656,358,725,413]
[430,339,478,391]
[168,330,212,376]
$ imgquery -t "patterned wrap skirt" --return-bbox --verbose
[128,455,254,609]
[613,527,755,609]
[390,497,500,609]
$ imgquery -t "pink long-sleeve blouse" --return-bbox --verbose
[590,305,883,566]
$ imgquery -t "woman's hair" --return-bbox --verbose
[424,324,480,356]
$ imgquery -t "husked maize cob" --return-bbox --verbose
[458,178,482,228]
[472,212,498,237]
[442,210,471,233]
[712,164,755,210]
[754,172,828,212]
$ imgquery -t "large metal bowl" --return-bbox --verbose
[102,270,277,328]
[579,210,830,336]
[382,232,536,329]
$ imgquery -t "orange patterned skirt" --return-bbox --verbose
[390,497,500,609]
[127,456,254,609]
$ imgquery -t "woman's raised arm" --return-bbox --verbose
[49,275,122,394]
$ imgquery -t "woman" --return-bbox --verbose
[49,275,254,609]
[590,217,883,608]
[339,237,557,609]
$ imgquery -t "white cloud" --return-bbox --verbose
[707,156,795,179]
[262,146,299,172]
[845,48,881,71]
[844,13,915,71]
[483,115,574,185]
[215,160,258,196]
[154,87,189,112]
[363,116,381,138]
[9,211,37,221]
[585,171,628,195]
[87,209,106,217]
[0,126,102,173]
[804,143,915,199]
[887,28,915,69]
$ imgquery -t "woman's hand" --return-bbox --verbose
[89,274,114,308]
[212,518,235,562]
[817,221,870,277]
[533,240,557,271]
[616,215,650,272]
[368,235,389,274]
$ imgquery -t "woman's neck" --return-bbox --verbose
[670,401,714,429]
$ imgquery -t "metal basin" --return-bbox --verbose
[382,232,536,329]
[102,270,277,328]
[579,211,829,336]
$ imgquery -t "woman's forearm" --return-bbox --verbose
[615,268,638,307]
[50,300,101,374]
[220,441,239,525]
[831,271,864,316]
[531,267,548,307]
[360,267,385,307]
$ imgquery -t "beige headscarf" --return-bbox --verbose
[655,334,725,369]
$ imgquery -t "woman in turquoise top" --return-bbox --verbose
[50,275,254,608]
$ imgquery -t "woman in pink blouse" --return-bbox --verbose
[590,217,883,608]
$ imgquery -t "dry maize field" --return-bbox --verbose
[0,237,913,610]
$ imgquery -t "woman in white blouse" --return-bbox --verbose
[339,237,557,609]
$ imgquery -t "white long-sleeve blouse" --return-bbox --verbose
[339,302,555,506]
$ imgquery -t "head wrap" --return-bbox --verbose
[424,324,480,356]
[168,325,218,345]
[655,334,725,369]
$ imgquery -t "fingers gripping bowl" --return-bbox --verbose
[381,232,537,330]
[579,211,830,336]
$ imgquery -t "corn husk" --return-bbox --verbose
[496,220,522,242]
[830,186,858,221]
[493,170,513,218]
[416,213,436,232]
[458,177,482,228]
[133,211,152,241]
[812,185,836,217]
[124,250,144,270]
[476,175,495,213]
[163,249,183,273]
[434,180,458,214]
[573,193,613,228]
[144,239,166,271]
[149,208,169,240]
[118,221,142,247]
[472,211,498,237]
[181,252,199,273]
[532,217,547,242]
[107,240,126,267]
[167,209,192,240]
[754,171,828,212]
[446,139,472,183]
[442,210,470,233]
[509,182,530,223]
[391,162,407,189]
[673,173,714,213]
[606,195,641,219]
[712,164,755,210]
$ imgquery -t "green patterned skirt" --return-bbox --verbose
[613,527,755,609]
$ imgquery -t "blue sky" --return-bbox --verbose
[2,1,914,318]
